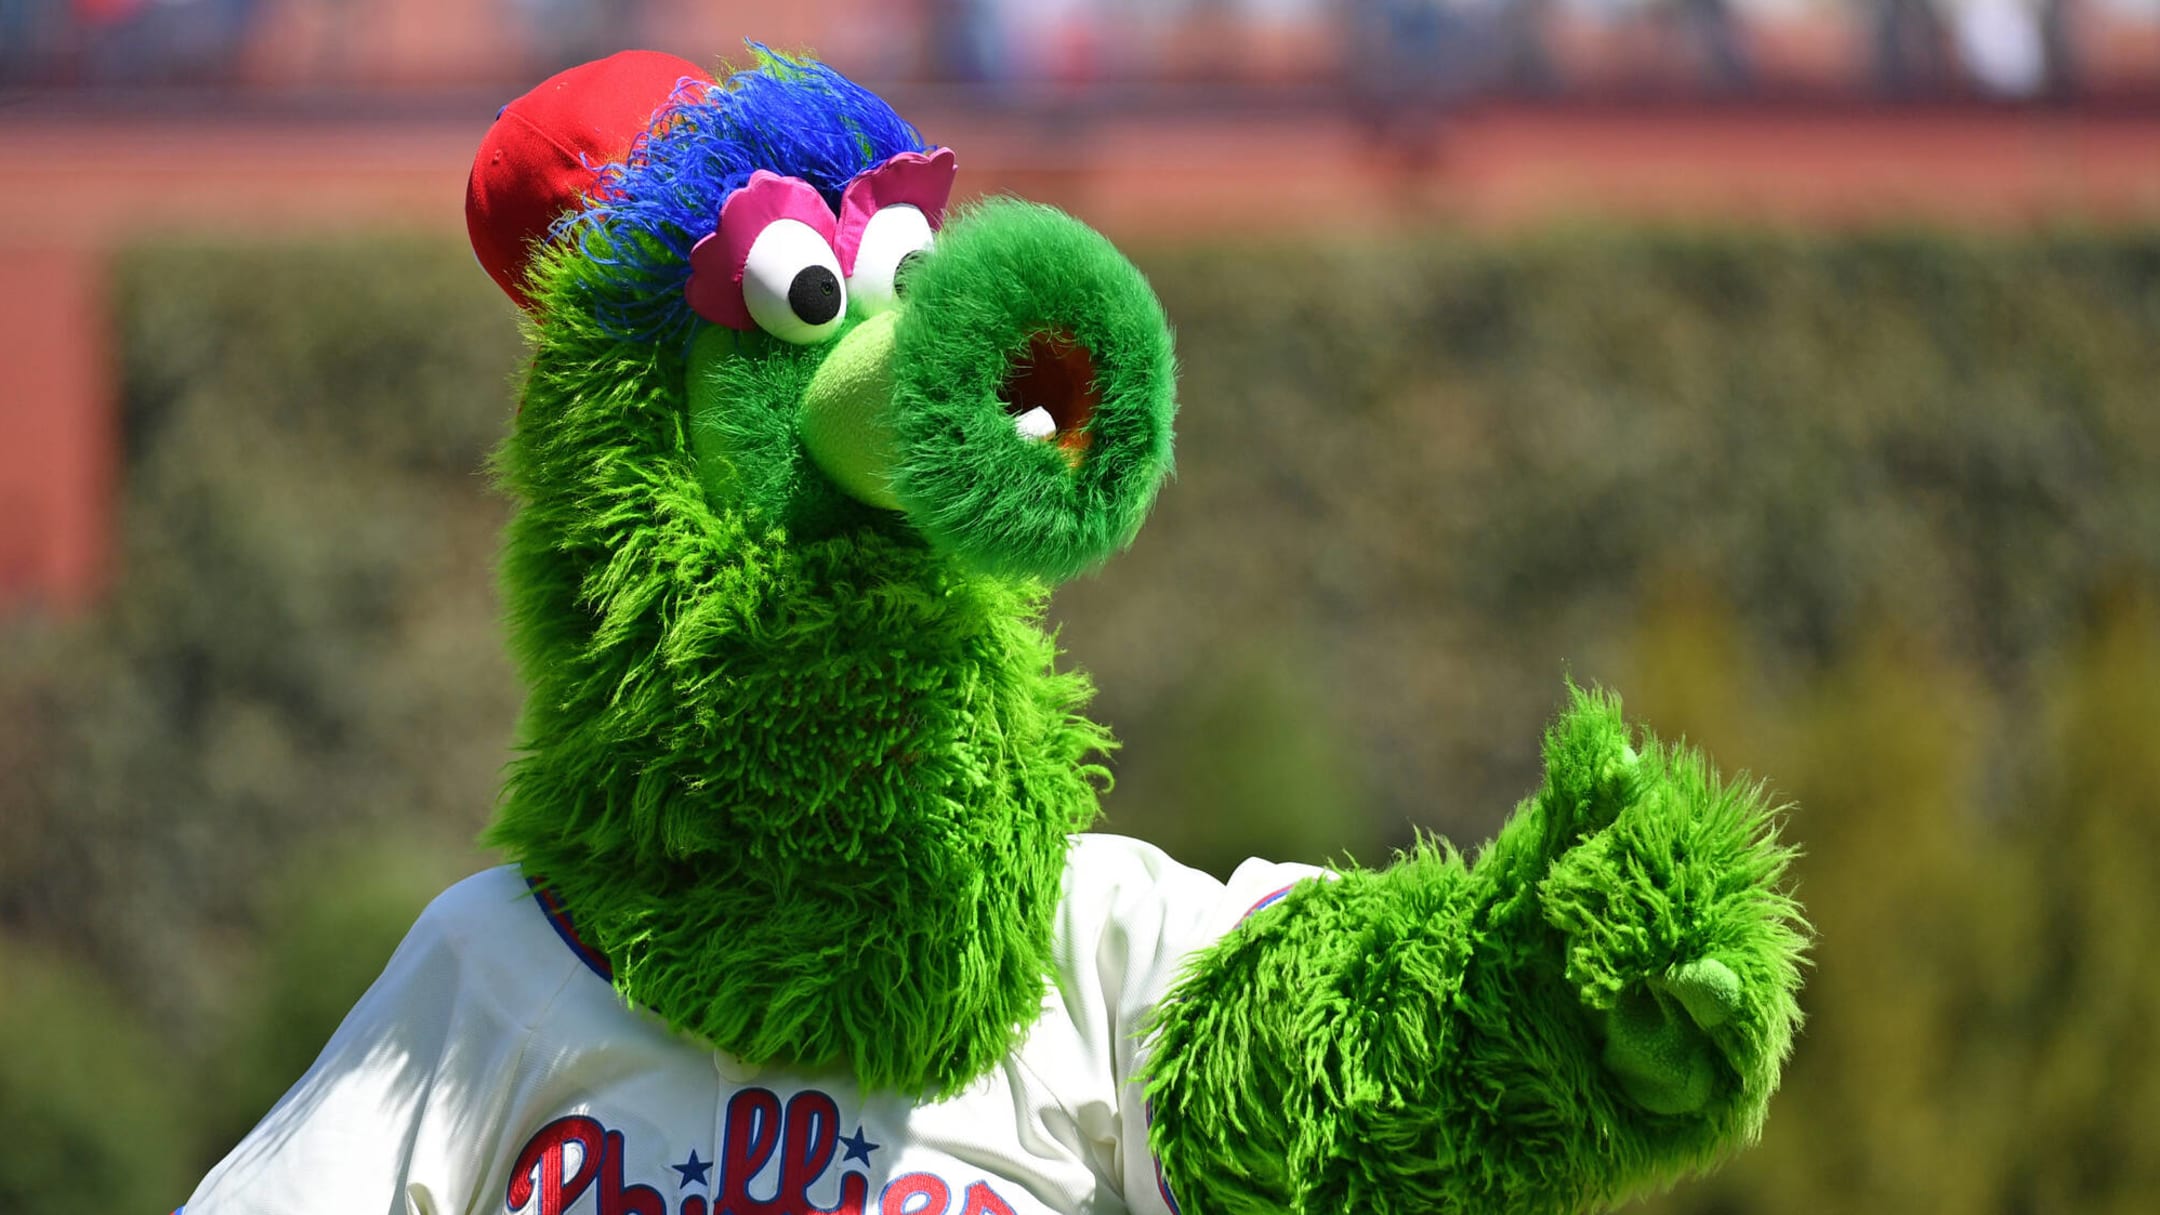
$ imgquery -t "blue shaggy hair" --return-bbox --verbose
[562,46,932,343]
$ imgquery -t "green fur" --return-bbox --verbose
[1143,686,1809,1215]
[890,198,1177,583]
[685,318,875,538]
[486,239,1115,1096]
[479,72,1802,1198]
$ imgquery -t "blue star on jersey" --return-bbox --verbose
[838,1126,879,1165]
[671,1149,711,1189]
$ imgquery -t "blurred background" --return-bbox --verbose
[5,1,2160,1211]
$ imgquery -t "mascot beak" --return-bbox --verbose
[795,198,1178,585]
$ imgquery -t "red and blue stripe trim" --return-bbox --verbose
[526,875,615,982]
[1242,883,1297,921]
[1145,1099,1184,1214]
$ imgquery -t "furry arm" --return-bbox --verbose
[1141,687,1809,1215]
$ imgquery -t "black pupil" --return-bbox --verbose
[895,250,927,297]
[788,266,842,325]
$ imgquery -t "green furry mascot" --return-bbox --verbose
[180,48,1807,1215]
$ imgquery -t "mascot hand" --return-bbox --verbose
[1144,686,1806,1215]
[1532,691,1807,1121]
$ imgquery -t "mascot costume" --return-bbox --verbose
[181,47,1809,1215]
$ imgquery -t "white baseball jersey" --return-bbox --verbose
[180,833,1325,1215]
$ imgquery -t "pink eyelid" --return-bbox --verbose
[836,148,958,277]
[686,171,837,330]
[683,149,958,329]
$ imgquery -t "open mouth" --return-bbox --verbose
[1001,330,1099,459]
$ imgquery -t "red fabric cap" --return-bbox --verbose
[466,50,714,310]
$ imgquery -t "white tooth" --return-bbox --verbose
[1013,406,1056,441]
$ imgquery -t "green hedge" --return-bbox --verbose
[1,229,2156,1210]
[1067,230,2160,867]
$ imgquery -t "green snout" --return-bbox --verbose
[799,198,1177,583]
[798,310,906,511]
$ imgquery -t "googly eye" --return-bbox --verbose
[741,218,847,345]
[846,204,936,315]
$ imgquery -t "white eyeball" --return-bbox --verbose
[742,218,847,345]
[846,204,936,315]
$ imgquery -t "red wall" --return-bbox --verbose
[8,101,2160,608]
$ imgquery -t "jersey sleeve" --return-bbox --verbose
[1052,834,1331,1215]
[182,869,573,1215]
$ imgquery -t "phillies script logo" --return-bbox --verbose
[507,1087,1018,1215]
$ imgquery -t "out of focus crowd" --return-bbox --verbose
[4,0,2158,100]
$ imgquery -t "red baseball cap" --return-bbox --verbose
[466,50,715,310]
